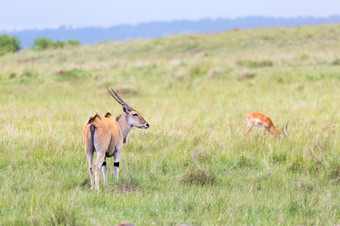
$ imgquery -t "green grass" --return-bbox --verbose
[0,24,339,225]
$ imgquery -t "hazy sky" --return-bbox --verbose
[1,0,340,31]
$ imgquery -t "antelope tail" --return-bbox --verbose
[90,123,95,148]
[87,113,101,148]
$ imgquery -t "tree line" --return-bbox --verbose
[0,34,80,56]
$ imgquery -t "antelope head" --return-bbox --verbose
[107,88,149,129]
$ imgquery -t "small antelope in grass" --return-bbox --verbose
[243,112,287,139]
[83,88,149,190]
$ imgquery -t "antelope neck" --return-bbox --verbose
[116,113,132,141]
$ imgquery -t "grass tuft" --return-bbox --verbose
[328,162,340,184]
[181,167,216,186]
[48,206,77,226]
[235,156,259,170]
[54,69,91,81]
[331,58,340,65]
[236,59,274,68]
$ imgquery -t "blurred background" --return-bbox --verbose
[1,0,340,48]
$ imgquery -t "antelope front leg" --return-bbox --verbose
[94,152,106,190]
[114,150,122,182]
[86,147,94,190]
[102,157,107,186]
[262,127,267,137]
[244,123,254,135]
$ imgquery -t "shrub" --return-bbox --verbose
[0,34,21,55]
[32,38,80,50]
[67,39,80,46]
[33,37,53,50]
[189,61,213,78]
[331,58,340,66]
[52,40,65,48]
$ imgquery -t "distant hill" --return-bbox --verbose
[2,16,340,48]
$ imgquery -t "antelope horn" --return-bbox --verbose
[107,88,124,105]
[110,88,133,110]
[107,88,133,110]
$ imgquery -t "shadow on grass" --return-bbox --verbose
[78,179,142,193]
[110,184,142,194]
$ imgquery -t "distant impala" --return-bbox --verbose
[83,88,149,190]
[244,112,286,138]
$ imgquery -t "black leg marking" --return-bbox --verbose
[114,162,120,167]
[102,161,106,166]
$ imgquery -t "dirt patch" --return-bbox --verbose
[54,69,90,80]
[54,70,68,75]
[116,88,138,96]
[116,222,136,226]
[239,72,256,80]
[110,184,142,193]
[17,56,40,63]
[105,88,138,97]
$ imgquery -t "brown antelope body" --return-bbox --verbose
[83,89,149,190]
[243,112,281,138]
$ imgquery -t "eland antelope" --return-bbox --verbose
[243,112,287,139]
[83,88,149,190]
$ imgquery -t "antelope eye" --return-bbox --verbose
[132,113,138,116]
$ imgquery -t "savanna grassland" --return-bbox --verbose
[0,25,339,225]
